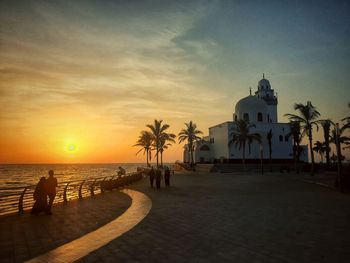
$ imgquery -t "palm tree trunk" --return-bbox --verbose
[160,151,163,167]
[189,142,194,167]
[146,150,149,167]
[325,139,330,168]
[268,143,272,172]
[309,130,315,175]
[242,143,246,169]
[156,147,159,168]
[293,142,296,171]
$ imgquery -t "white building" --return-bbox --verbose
[184,76,308,164]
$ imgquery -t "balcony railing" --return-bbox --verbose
[0,172,143,216]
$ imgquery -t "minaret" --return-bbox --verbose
[255,74,278,122]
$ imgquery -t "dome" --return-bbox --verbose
[234,95,268,122]
[258,78,270,87]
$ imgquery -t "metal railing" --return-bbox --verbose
[0,172,143,216]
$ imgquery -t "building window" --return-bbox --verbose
[199,145,210,151]
[279,135,283,142]
[267,114,270,122]
[243,113,249,122]
[285,135,288,142]
[257,112,263,122]
[234,115,237,121]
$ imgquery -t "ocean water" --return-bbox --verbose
[0,163,148,189]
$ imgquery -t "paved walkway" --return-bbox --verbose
[0,190,132,263]
[26,189,152,263]
[1,172,350,262]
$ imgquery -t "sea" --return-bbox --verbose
[0,163,152,189]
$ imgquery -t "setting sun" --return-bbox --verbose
[68,144,77,152]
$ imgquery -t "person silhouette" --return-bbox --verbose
[155,169,162,189]
[45,170,58,215]
[164,167,171,187]
[117,166,126,177]
[31,177,48,215]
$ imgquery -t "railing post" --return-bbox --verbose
[90,179,97,196]
[18,187,28,214]
[78,181,85,199]
[63,182,70,202]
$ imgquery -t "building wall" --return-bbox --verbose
[227,122,293,160]
[267,105,278,123]
[209,122,232,159]
[194,143,212,163]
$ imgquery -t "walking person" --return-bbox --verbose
[45,170,58,215]
[31,177,48,215]
[164,167,171,187]
[149,167,155,188]
[155,169,162,189]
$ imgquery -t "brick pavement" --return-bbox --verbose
[79,172,350,263]
[2,172,350,263]
[0,190,131,263]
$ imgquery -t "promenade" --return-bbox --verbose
[1,172,350,262]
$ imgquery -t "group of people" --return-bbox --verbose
[31,170,58,215]
[148,167,171,189]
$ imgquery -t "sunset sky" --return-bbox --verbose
[0,0,349,164]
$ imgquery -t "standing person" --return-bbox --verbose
[149,167,155,188]
[46,170,58,215]
[117,166,126,177]
[31,177,48,215]
[155,169,162,189]
[164,167,171,187]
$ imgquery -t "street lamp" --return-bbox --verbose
[260,143,264,175]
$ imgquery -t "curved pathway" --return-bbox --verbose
[25,189,152,263]
[79,172,350,263]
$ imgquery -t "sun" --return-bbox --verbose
[65,143,78,153]
[68,144,76,151]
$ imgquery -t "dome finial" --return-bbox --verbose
[249,87,252,95]
[263,73,265,79]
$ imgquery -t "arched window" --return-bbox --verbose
[279,135,283,142]
[199,145,210,151]
[234,115,238,121]
[243,113,249,122]
[285,135,288,142]
[267,114,270,122]
[257,112,263,122]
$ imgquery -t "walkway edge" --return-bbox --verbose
[25,189,152,263]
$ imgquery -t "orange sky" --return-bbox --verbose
[0,1,349,164]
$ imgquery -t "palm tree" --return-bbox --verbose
[178,121,203,167]
[285,101,320,175]
[133,131,153,167]
[266,129,273,171]
[159,133,176,167]
[330,124,350,190]
[229,119,261,169]
[146,119,174,167]
[331,124,350,153]
[312,141,327,163]
[342,103,350,130]
[287,121,304,170]
[318,119,334,168]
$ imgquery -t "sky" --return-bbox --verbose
[0,0,349,164]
